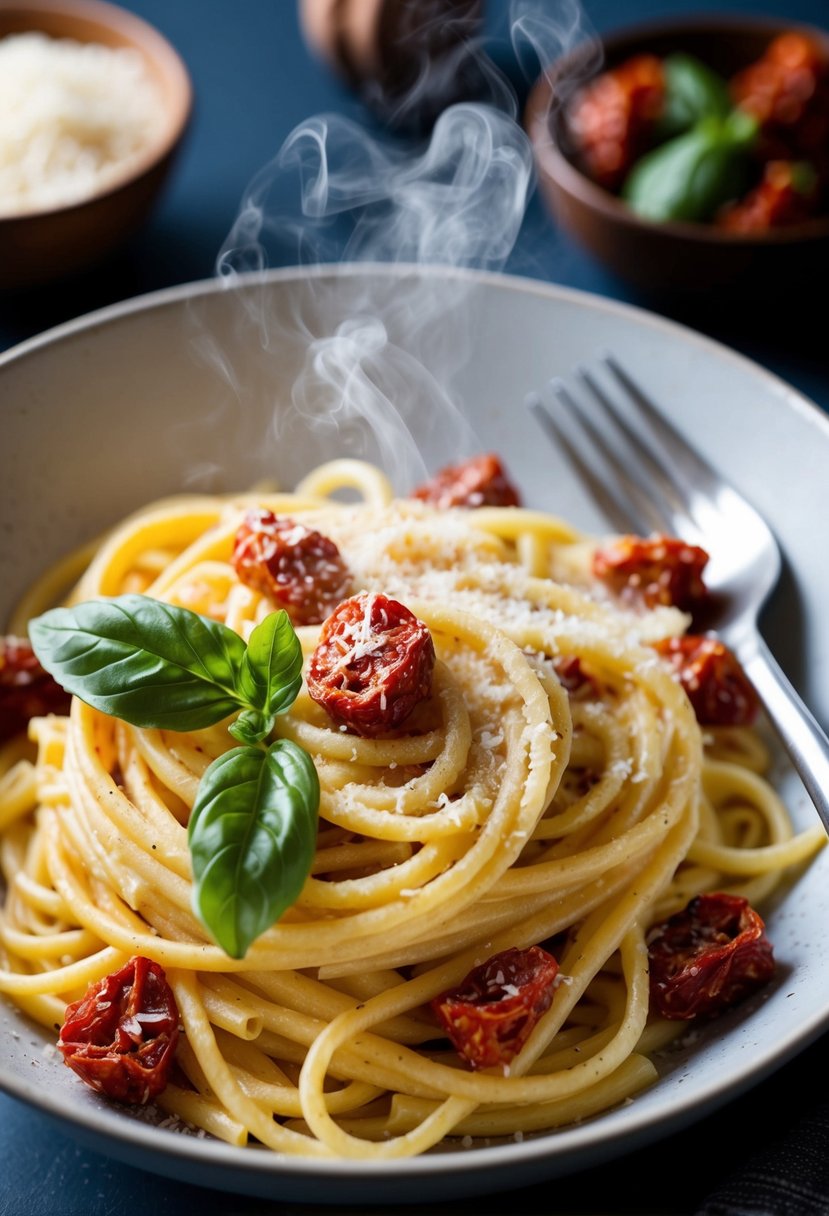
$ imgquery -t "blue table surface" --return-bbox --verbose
[2,2,829,1213]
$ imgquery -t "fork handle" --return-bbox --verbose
[740,635,829,835]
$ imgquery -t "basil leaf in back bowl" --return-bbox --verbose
[658,52,732,140]
[622,110,758,224]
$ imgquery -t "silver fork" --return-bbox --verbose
[528,353,829,835]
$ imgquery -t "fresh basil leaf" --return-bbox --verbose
[790,160,819,196]
[657,53,731,139]
[722,107,759,146]
[238,610,303,720]
[29,594,249,731]
[188,740,320,958]
[228,708,274,746]
[622,113,757,223]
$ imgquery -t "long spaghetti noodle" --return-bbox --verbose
[0,457,823,1159]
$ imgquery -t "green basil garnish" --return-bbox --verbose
[188,740,319,959]
[29,594,249,731]
[657,53,731,140]
[790,161,819,197]
[29,594,319,958]
[230,609,303,744]
[622,109,758,224]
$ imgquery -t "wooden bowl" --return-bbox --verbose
[525,15,829,304]
[0,0,192,290]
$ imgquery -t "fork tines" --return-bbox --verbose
[529,355,717,544]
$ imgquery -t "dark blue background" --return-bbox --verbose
[1,0,827,414]
[2,2,829,1213]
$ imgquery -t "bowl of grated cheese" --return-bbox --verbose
[0,0,192,289]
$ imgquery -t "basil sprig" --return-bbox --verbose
[30,594,317,959]
[231,607,303,745]
[622,108,758,224]
[656,52,732,141]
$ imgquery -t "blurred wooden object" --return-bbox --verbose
[300,0,484,129]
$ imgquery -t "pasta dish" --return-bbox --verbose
[0,454,823,1160]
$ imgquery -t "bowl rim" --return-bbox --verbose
[0,0,193,223]
[2,261,829,1203]
[524,11,829,246]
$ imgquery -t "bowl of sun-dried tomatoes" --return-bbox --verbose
[524,16,829,302]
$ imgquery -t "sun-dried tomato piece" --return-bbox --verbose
[58,956,179,1104]
[716,159,820,231]
[647,892,775,1021]
[232,509,351,626]
[306,592,435,737]
[731,32,829,167]
[552,654,599,699]
[411,453,521,509]
[567,54,666,191]
[653,634,759,726]
[431,945,559,1070]
[592,534,710,611]
[0,635,72,742]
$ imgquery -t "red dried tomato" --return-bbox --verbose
[731,32,829,167]
[411,453,521,509]
[58,956,180,1104]
[653,634,759,726]
[647,893,775,1021]
[232,509,351,626]
[0,635,72,743]
[431,945,560,1070]
[552,654,598,699]
[592,534,710,611]
[567,54,666,191]
[306,592,435,737]
[716,160,820,231]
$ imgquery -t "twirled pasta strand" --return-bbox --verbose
[0,461,822,1157]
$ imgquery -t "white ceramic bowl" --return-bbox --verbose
[2,265,829,1203]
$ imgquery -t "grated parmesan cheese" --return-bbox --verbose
[0,32,167,216]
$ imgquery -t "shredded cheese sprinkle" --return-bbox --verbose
[0,32,166,216]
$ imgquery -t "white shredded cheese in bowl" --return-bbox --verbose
[0,31,167,217]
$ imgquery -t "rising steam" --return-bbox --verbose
[190,0,598,494]
[219,104,532,273]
